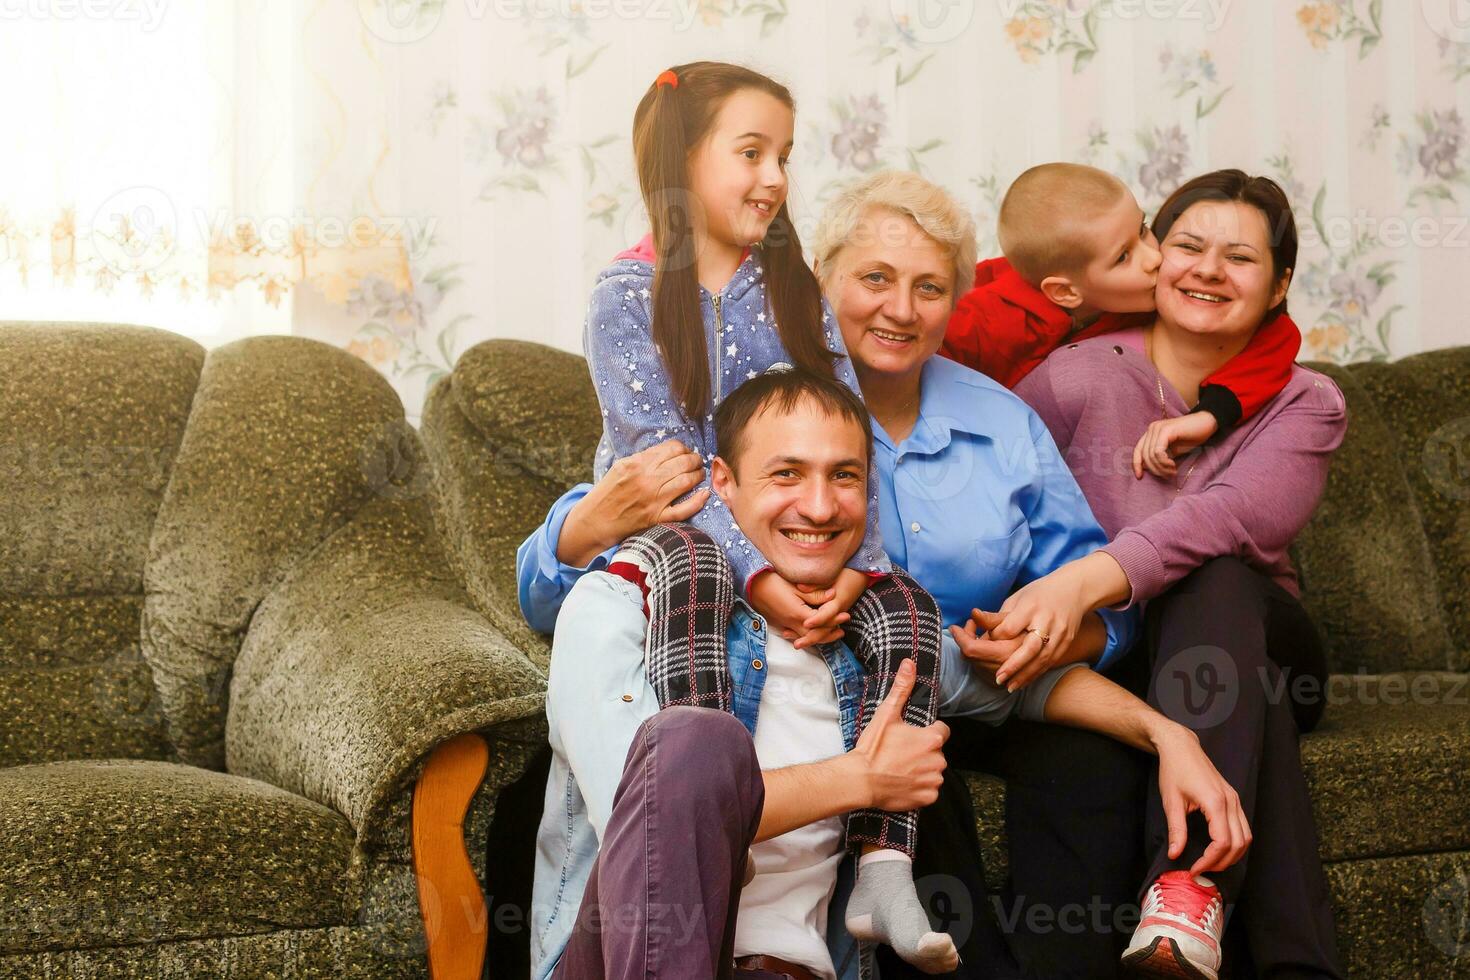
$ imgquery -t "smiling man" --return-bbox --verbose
[531,368,1248,980]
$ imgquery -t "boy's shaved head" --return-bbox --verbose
[997,163,1132,285]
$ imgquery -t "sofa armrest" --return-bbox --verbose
[225,493,547,850]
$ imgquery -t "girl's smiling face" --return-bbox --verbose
[1154,199,1291,342]
[686,88,793,248]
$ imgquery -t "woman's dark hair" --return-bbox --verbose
[632,61,835,421]
[1151,169,1297,321]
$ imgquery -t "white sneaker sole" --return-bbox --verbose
[1121,935,1219,980]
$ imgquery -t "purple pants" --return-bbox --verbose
[553,706,785,980]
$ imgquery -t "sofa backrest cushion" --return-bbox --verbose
[1291,360,1459,674]
[1344,349,1469,668]
[143,335,420,768]
[450,339,601,491]
[0,323,202,766]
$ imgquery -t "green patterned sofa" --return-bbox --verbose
[0,323,546,978]
[423,339,1470,980]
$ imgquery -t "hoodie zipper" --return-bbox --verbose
[712,292,724,405]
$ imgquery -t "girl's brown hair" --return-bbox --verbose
[632,61,835,421]
[1151,168,1298,321]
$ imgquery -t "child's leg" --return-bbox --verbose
[607,522,736,711]
[841,571,956,973]
[842,569,943,851]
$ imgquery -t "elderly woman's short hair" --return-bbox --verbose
[811,170,978,298]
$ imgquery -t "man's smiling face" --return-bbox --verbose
[710,394,870,589]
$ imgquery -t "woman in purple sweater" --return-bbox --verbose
[996,170,1348,980]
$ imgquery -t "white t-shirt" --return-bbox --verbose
[732,632,848,980]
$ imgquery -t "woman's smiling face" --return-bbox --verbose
[1154,199,1291,342]
[826,207,956,380]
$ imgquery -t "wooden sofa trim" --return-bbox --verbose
[412,733,491,979]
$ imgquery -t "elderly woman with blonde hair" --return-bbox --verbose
[516,169,1246,980]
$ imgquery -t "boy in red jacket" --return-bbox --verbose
[942,163,1301,476]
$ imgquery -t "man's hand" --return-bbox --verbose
[849,659,949,812]
[556,440,708,566]
[749,572,849,650]
[1039,667,1251,878]
[1152,722,1252,875]
[1133,412,1217,480]
[947,613,1025,674]
[755,659,948,842]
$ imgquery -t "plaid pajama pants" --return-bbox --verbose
[606,522,942,857]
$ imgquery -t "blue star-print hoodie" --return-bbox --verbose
[584,233,891,594]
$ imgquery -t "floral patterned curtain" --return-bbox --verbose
[4,0,1467,420]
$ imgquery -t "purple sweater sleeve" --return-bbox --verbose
[1101,393,1347,606]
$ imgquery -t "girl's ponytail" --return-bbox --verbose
[633,66,708,420]
[632,62,836,422]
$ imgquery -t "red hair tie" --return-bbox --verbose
[655,69,678,90]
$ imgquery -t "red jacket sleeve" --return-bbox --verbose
[1197,312,1303,428]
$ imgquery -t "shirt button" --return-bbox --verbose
[1113,345,1124,355]
[752,619,763,632]
[752,659,764,670]
[910,521,922,533]
[620,694,633,703]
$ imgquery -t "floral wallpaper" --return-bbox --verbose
[2,0,1467,419]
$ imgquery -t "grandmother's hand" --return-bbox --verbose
[555,439,708,567]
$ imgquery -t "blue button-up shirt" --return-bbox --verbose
[870,356,1134,665]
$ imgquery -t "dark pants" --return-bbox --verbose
[1135,557,1344,980]
[553,706,766,979]
[878,718,1148,980]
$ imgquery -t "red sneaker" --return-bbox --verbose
[1122,870,1224,980]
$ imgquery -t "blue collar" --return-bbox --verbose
[873,355,1000,456]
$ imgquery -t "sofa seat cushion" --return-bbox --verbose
[0,759,356,955]
[1302,672,1470,862]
